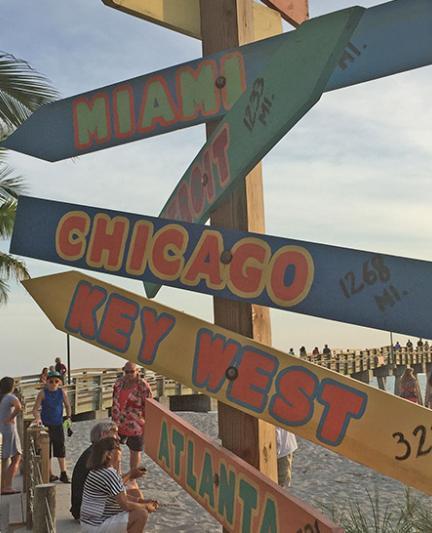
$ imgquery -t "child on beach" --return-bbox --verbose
[33,370,72,483]
[0,377,22,495]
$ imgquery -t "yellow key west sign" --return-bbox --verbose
[145,399,342,532]
[23,271,432,495]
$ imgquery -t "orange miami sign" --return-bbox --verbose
[145,399,342,533]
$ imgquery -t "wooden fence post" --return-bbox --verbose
[39,430,50,484]
[156,375,165,398]
[33,483,56,533]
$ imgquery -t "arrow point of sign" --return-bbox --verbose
[22,271,80,329]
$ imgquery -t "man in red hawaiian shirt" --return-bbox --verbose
[111,362,153,469]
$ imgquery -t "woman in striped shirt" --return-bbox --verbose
[80,437,158,533]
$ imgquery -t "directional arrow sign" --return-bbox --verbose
[22,270,432,494]
[102,0,283,41]
[146,6,362,297]
[145,399,342,533]
[2,0,432,161]
[261,0,309,26]
[11,195,432,339]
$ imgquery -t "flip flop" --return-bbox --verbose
[1,489,21,495]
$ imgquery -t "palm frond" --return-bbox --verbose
[0,200,16,238]
[0,164,25,201]
[0,251,29,282]
[0,52,59,132]
[0,278,8,304]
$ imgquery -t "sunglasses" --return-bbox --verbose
[124,370,137,374]
[48,379,61,384]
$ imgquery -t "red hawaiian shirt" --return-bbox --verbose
[111,377,153,437]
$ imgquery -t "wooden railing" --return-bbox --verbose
[15,368,192,419]
[13,346,432,420]
[24,426,54,531]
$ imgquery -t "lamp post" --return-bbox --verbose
[66,334,71,385]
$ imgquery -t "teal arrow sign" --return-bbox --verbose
[145,6,363,298]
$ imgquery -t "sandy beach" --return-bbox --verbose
[58,411,430,532]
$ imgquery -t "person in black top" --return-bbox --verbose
[323,344,331,357]
[71,421,147,520]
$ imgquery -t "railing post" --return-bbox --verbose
[156,375,165,398]
[74,377,79,415]
[33,483,56,533]
[39,430,50,484]
[97,374,104,410]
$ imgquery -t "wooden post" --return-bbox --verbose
[156,375,165,398]
[74,377,79,415]
[97,374,104,410]
[39,430,50,484]
[199,0,281,485]
[33,483,56,533]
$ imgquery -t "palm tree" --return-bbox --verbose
[0,52,58,303]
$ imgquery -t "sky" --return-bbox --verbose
[0,0,431,377]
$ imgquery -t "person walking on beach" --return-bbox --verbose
[80,437,158,533]
[112,363,152,470]
[0,377,22,495]
[54,357,67,383]
[71,421,147,520]
[399,368,423,405]
[276,427,297,488]
[33,370,72,483]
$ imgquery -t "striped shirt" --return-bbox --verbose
[80,467,125,526]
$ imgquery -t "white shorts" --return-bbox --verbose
[81,512,129,533]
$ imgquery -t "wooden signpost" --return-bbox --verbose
[12,195,432,339]
[156,6,362,229]
[22,270,432,495]
[2,0,432,161]
[101,0,284,40]
[145,398,342,533]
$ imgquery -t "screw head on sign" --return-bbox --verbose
[201,173,209,186]
[215,76,226,89]
[220,250,232,264]
[225,366,238,381]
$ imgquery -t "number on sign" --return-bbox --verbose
[339,255,391,299]
[392,425,432,461]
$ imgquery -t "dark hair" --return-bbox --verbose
[87,437,120,470]
[0,377,15,404]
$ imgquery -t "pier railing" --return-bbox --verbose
[14,368,191,420]
[13,346,432,420]
[24,426,54,531]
